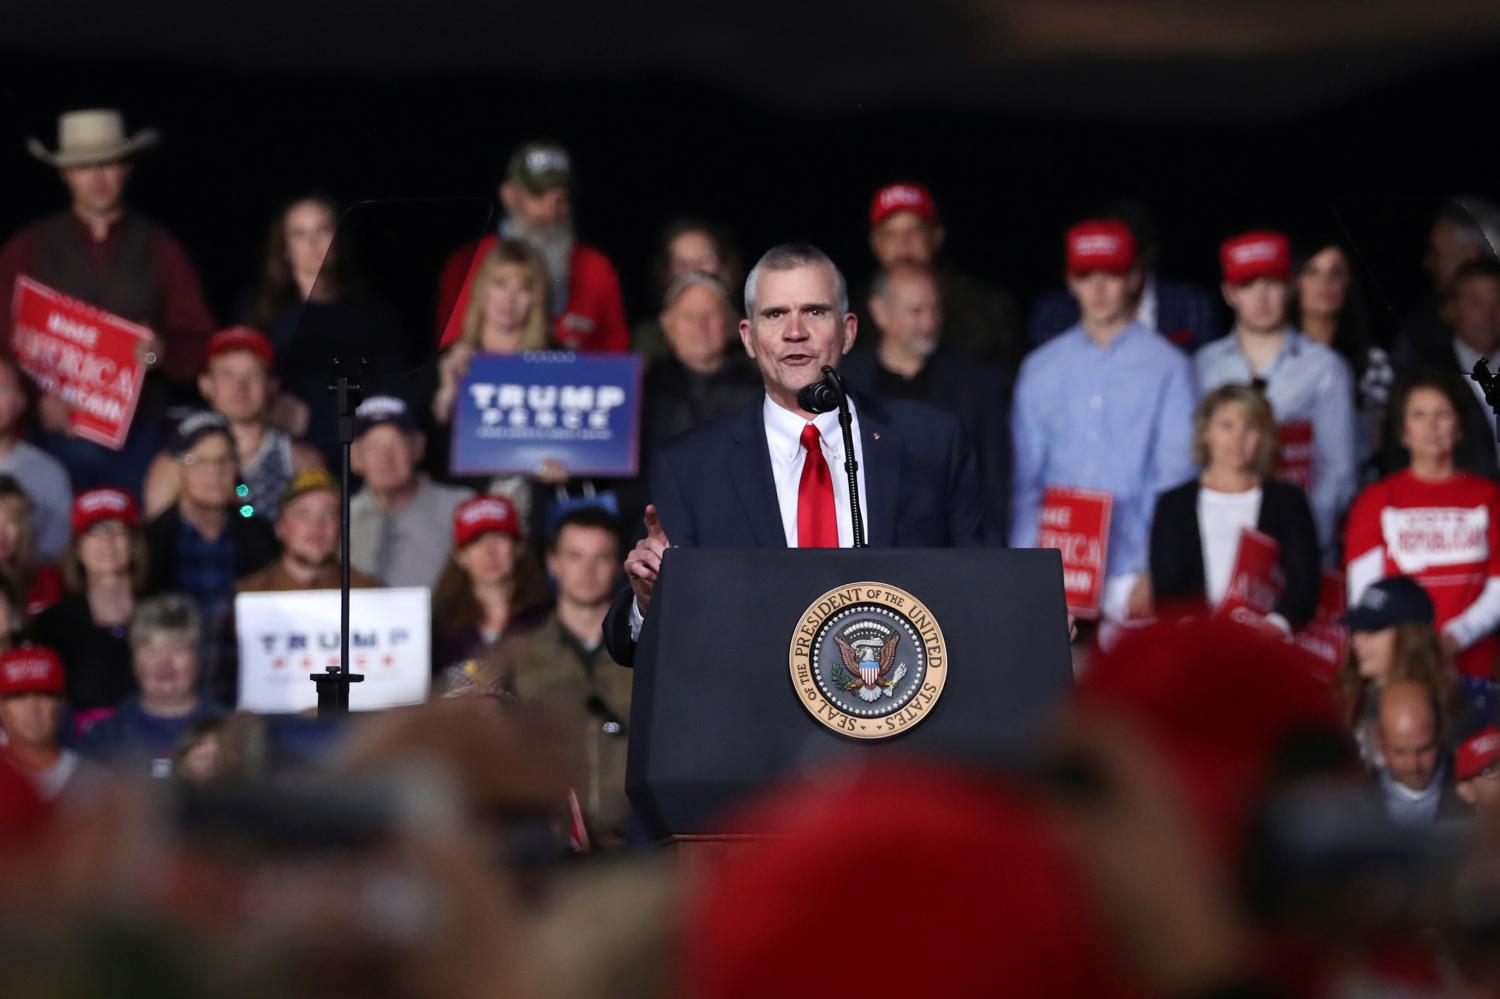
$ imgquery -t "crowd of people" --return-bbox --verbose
[2,106,1500,995]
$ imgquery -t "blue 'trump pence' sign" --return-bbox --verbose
[451,352,643,478]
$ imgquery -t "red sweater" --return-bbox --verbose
[435,235,629,353]
[1344,469,1500,678]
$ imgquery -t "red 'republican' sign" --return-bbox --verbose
[10,276,151,450]
[1274,421,1314,495]
[1218,528,1283,626]
[1038,487,1113,619]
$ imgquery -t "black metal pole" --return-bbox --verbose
[313,360,365,716]
[826,368,865,548]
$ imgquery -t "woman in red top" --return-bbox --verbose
[1345,371,1500,679]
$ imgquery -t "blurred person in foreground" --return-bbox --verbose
[1289,237,1394,480]
[1345,371,1500,681]
[432,495,551,677]
[1394,196,1500,367]
[633,218,742,366]
[0,355,70,560]
[0,474,64,616]
[238,468,379,592]
[437,140,629,353]
[505,506,632,839]
[1011,220,1197,630]
[35,488,147,724]
[1150,384,1320,632]
[1371,678,1465,825]
[1030,203,1221,354]
[349,396,474,589]
[80,594,220,778]
[142,326,323,521]
[1195,231,1357,561]
[0,109,216,494]
[681,620,1357,998]
[842,261,1011,538]
[1455,725,1500,821]
[0,646,103,801]
[862,182,1022,370]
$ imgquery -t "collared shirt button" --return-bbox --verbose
[1089,395,1103,409]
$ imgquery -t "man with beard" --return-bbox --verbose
[435,141,629,353]
[238,467,380,592]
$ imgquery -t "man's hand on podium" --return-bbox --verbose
[625,504,673,617]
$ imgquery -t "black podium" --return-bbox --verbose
[626,548,1074,837]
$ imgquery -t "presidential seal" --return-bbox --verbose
[788,581,948,740]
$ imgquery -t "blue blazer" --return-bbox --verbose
[603,391,988,664]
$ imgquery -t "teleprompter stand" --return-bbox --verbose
[310,357,367,716]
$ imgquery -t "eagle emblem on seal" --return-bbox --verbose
[833,630,908,703]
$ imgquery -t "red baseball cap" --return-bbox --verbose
[869,183,938,228]
[1220,231,1291,285]
[453,495,521,547]
[0,647,65,697]
[204,325,274,368]
[1456,725,1500,782]
[1066,220,1136,277]
[71,487,140,535]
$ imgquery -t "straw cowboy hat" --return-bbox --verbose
[26,109,160,168]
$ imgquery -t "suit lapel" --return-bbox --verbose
[727,399,788,547]
[855,392,900,547]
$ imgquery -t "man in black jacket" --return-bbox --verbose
[840,263,1011,539]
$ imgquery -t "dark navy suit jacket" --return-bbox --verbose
[603,391,988,665]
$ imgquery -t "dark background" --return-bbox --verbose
[4,4,1500,349]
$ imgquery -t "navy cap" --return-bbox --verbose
[353,395,416,439]
[170,410,232,456]
[1342,576,1435,632]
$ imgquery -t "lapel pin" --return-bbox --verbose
[872,432,881,440]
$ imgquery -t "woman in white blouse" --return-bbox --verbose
[1150,384,1321,631]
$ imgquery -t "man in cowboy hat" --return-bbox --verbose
[0,108,216,495]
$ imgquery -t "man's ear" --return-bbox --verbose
[738,319,756,359]
[411,432,427,464]
[930,223,946,255]
[1221,282,1237,311]
[197,371,214,402]
[841,312,858,356]
[1457,781,1477,805]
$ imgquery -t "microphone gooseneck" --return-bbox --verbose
[798,365,866,548]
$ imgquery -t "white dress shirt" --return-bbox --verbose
[761,394,869,548]
[630,392,870,634]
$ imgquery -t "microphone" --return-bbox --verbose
[797,367,843,415]
[794,365,866,547]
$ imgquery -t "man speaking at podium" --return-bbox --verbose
[604,243,988,666]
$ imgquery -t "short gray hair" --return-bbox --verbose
[743,243,848,319]
[131,593,202,650]
[662,270,732,312]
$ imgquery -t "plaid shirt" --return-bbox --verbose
[174,516,237,627]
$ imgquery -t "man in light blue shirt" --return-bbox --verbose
[1011,220,1198,622]
[1194,231,1356,560]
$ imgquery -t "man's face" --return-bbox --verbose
[869,212,942,268]
[60,161,130,218]
[134,632,199,707]
[1068,271,1134,326]
[277,490,339,568]
[662,284,733,373]
[501,182,571,227]
[178,433,238,509]
[739,265,856,409]
[0,362,26,438]
[351,425,417,494]
[1451,275,1500,355]
[869,271,942,362]
[198,351,271,423]
[547,524,620,606]
[1427,219,1483,295]
[1379,712,1442,792]
[0,693,63,752]
[1223,278,1289,335]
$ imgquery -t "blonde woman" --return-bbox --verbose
[1149,384,1321,630]
[432,239,551,424]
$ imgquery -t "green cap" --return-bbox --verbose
[507,141,572,193]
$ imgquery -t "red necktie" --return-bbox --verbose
[798,423,839,548]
